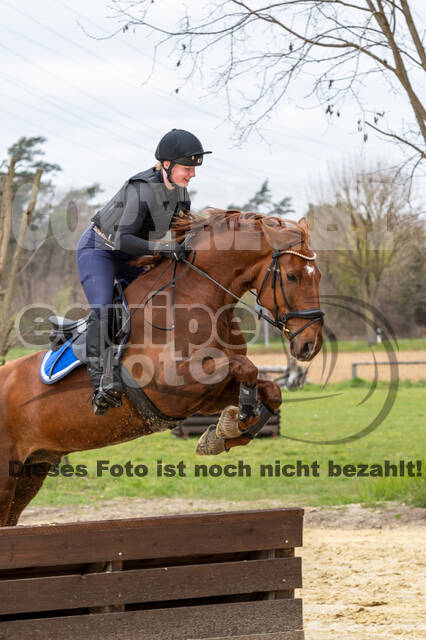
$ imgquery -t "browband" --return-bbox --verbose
[280,249,317,260]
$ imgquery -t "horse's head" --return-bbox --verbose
[254,216,323,361]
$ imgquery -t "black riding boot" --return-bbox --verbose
[86,311,122,415]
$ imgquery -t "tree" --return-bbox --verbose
[14,183,104,349]
[229,178,294,216]
[5,137,61,189]
[306,161,424,342]
[110,0,426,175]
[0,159,43,362]
[0,138,61,363]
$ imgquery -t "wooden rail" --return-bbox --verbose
[351,360,426,380]
[0,509,304,640]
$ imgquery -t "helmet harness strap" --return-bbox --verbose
[162,160,176,184]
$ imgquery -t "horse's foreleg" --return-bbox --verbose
[6,462,51,526]
[218,376,282,452]
[196,356,282,455]
[224,358,282,433]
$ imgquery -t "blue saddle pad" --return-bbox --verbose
[40,339,84,384]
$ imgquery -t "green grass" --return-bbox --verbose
[32,382,425,509]
[6,347,40,361]
[247,337,426,353]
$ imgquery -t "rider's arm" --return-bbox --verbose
[114,184,161,255]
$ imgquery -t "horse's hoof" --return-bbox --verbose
[195,425,226,455]
[216,405,241,439]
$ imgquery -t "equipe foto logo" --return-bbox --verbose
[15,295,401,445]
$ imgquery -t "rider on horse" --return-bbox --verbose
[76,129,212,416]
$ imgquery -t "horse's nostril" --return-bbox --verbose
[302,341,314,358]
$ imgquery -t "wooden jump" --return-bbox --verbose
[0,508,304,640]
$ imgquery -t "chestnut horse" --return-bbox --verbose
[0,210,323,525]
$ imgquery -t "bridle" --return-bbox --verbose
[254,248,324,341]
[177,245,324,342]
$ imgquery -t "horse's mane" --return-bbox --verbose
[133,208,310,270]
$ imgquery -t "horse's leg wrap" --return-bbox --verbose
[195,425,226,456]
[239,402,275,439]
[215,405,241,439]
[238,381,260,423]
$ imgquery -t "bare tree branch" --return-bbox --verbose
[109,0,426,173]
[365,119,426,157]
[400,0,426,71]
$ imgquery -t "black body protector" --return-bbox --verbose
[91,167,191,248]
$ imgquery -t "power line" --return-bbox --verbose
[0,103,135,177]
[0,76,152,160]
[1,2,330,186]
[0,24,154,139]
[47,1,329,176]
[55,0,223,119]
[0,75,252,194]
[53,1,348,153]
[0,38,251,189]
[0,106,116,188]
[0,3,334,198]
[0,4,217,141]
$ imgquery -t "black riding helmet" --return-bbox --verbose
[155,129,211,181]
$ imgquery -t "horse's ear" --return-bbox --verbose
[298,217,310,243]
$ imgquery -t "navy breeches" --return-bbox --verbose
[76,226,146,320]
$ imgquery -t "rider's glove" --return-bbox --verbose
[155,242,188,262]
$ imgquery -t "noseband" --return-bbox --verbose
[255,249,324,341]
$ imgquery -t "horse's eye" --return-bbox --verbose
[286,273,297,283]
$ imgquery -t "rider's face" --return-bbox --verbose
[163,162,196,188]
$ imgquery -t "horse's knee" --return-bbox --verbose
[258,379,282,410]
[229,356,258,385]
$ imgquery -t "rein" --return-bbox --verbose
[138,235,324,341]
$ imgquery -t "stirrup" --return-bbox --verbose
[92,383,122,415]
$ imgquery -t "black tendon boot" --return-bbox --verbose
[86,311,122,415]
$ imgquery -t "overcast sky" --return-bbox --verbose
[1,0,424,217]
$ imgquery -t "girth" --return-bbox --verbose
[120,365,181,432]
